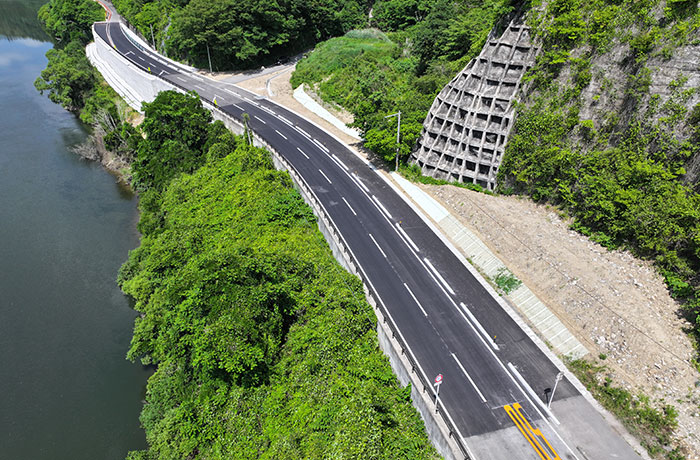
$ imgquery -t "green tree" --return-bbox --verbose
[34,41,97,112]
[132,91,214,190]
[37,0,104,45]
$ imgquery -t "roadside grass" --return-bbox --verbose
[567,358,685,460]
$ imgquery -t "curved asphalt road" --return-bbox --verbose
[93,15,643,460]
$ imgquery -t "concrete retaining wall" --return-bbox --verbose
[89,23,175,111]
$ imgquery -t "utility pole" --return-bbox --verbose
[206,42,213,74]
[384,110,401,171]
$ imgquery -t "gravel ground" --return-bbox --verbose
[424,185,700,458]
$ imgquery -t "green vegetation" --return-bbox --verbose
[498,0,700,346]
[493,268,522,295]
[112,0,369,69]
[119,90,439,459]
[291,0,515,165]
[568,358,684,459]
[35,0,138,171]
[37,0,104,45]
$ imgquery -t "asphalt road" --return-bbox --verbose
[94,17,644,460]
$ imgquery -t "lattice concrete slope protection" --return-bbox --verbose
[411,17,536,190]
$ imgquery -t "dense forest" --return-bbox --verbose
[112,0,372,68]
[119,91,438,459]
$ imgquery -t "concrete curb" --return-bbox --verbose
[292,85,362,140]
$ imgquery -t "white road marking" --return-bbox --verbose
[137,56,145,61]
[368,233,388,259]
[352,173,369,193]
[159,70,166,76]
[233,104,244,111]
[275,130,287,140]
[278,115,293,126]
[243,97,258,106]
[423,258,455,295]
[403,283,428,316]
[190,74,203,81]
[341,197,357,216]
[395,224,420,252]
[331,154,348,170]
[253,115,266,124]
[297,147,309,159]
[318,169,332,184]
[195,85,206,92]
[295,126,311,138]
[176,76,186,82]
[260,106,276,115]
[224,88,238,96]
[508,363,561,425]
[372,195,393,220]
[312,138,329,153]
[125,51,133,56]
[452,353,487,403]
[460,302,500,351]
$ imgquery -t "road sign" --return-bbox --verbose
[434,374,443,386]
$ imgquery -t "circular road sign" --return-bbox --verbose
[434,374,443,385]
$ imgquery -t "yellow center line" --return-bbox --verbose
[504,403,561,460]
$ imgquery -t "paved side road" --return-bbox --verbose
[91,12,646,460]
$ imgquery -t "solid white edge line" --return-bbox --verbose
[275,129,287,140]
[253,115,266,124]
[395,224,420,252]
[260,106,276,115]
[403,283,428,317]
[341,197,357,216]
[451,353,487,403]
[318,169,332,184]
[296,147,309,159]
[331,154,349,170]
[372,195,394,220]
[423,258,455,295]
[459,302,499,351]
[368,233,388,259]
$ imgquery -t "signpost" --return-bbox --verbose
[434,374,443,413]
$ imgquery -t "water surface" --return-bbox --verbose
[0,4,148,459]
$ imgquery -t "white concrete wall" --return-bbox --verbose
[89,23,176,112]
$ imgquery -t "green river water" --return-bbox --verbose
[0,1,149,458]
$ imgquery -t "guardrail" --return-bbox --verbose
[93,25,471,459]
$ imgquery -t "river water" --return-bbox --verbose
[0,2,148,458]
